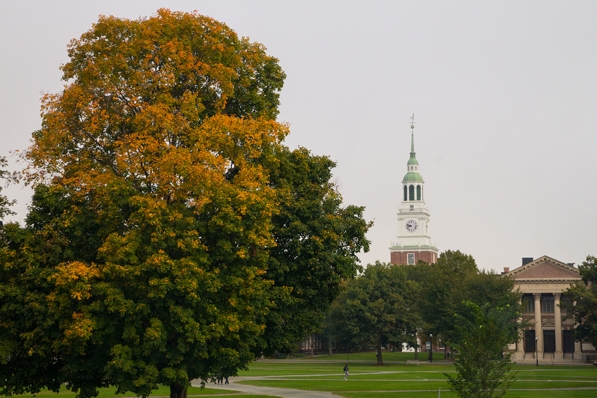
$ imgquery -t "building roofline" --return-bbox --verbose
[505,255,580,280]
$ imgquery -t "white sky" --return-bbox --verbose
[1,1,596,272]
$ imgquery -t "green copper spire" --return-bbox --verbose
[403,113,423,183]
[407,114,419,166]
[411,114,415,153]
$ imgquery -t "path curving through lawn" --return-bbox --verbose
[193,376,338,398]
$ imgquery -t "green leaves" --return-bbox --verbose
[562,255,597,347]
[257,147,370,356]
[415,250,520,348]
[327,262,419,364]
[446,302,519,398]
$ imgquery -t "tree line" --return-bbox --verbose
[324,251,520,365]
[322,252,522,397]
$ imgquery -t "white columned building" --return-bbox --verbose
[505,255,595,364]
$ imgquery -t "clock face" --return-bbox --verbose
[406,219,418,232]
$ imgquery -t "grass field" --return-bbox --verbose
[236,354,597,397]
[7,353,597,398]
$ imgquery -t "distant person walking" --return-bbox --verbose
[343,363,349,380]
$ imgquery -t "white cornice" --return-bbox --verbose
[512,278,580,283]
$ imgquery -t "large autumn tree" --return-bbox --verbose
[0,10,369,398]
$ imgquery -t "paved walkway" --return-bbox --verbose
[192,377,338,398]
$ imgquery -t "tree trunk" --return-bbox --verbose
[328,336,333,356]
[414,345,419,360]
[170,383,187,398]
[377,339,383,365]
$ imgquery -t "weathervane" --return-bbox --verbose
[410,113,415,130]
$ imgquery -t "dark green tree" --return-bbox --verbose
[417,251,520,356]
[561,255,597,347]
[402,261,431,359]
[327,262,420,365]
[417,251,478,353]
[446,301,520,398]
[258,147,370,356]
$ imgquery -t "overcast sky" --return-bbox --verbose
[1,0,596,272]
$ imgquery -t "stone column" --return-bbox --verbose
[554,293,563,359]
[534,293,543,356]
[573,300,582,361]
[574,339,582,361]
[516,299,525,359]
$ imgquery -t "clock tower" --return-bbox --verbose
[390,115,438,265]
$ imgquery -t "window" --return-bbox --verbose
[523,295,535,313]
[407,253,415,265]
[416,185,421,201]
[403,185,407,201]
[541,295,554,313]
[560,295,573,313]
[409,185,415,201]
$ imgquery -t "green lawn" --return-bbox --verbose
[6,356,597,398]
[237,356,597,398]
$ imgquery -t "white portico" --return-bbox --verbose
[505,256,596,363]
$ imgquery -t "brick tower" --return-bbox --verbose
[389,115,438,265]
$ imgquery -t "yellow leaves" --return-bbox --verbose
[236,248,247,259]
[200,115,289,164]
[63,312,94,340]
[52,261,100,301]
[26,6,287,196]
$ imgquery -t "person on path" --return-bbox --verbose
[343,363,349,380]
